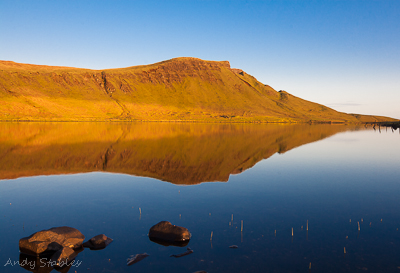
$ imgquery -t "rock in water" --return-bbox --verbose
[170,247,194,258]
[127,253,149,266]
[19,226,85,256]
[148,221,191,243]
[83,234,113,250]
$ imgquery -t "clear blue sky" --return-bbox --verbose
[1,0,399,119]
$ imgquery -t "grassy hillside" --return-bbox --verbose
[0,58,396,122]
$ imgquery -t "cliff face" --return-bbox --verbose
[0,57,395,122]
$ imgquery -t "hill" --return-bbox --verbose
[0,57,396,122]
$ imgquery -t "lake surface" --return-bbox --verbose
[1,122,399,272]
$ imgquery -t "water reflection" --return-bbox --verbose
[1,124,399,273]
[0,122,362,184]
[149,237,190,247]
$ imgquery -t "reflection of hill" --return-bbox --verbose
[0,122,361,184]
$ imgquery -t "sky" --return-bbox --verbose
[1,0,399,119]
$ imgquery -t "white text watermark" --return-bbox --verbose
[4,258,82,269]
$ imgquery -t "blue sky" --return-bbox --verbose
[1,0,399,119]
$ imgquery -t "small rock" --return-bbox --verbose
[148,221,191,243]
[170,247,193,258]
[83,234,113,250]
[127,253,149,266]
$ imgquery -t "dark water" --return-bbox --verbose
[1,123,399,272]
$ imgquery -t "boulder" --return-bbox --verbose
[148,221,191,244]
[19,226,85,256]
[83,234,113,250]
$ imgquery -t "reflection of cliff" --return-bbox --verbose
[0,122,361,184]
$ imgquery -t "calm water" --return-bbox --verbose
[1,123,399,272]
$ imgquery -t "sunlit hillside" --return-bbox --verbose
[0,58,396,122]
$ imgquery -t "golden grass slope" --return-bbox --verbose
[0,57,396,122]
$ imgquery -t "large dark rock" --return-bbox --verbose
[19,226,85,256]
[148,221,191,244]
[83,234,113,250]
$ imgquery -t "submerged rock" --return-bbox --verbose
[83,234,113,250]
[170,247,193,258]
[148,221,191,244]
[127,253,149,266]
[19,226,85,256]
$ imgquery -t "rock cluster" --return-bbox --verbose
[18,222,192,271]
[19,226,112,271]
[19,226,84,264]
